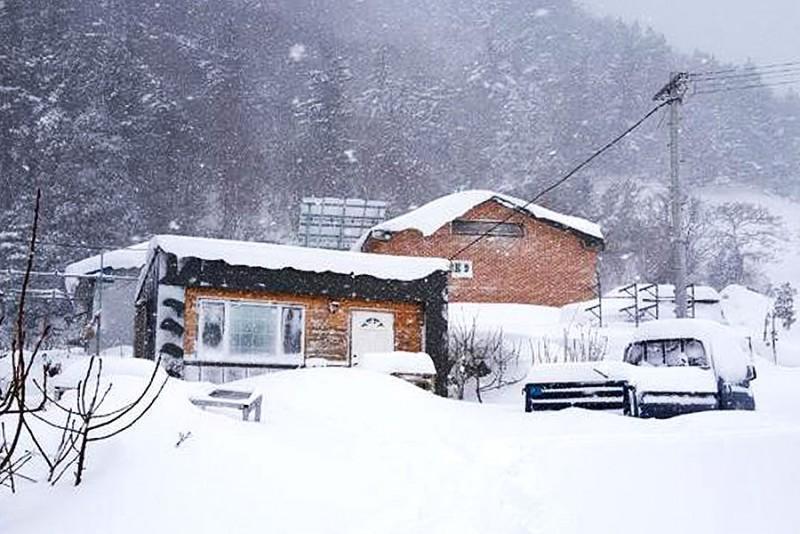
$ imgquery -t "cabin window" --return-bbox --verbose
[282,307,304,355]
[229,303,278,354]
[200,302,225,351]
[450,260,473,279]
[197,299,304,363]
[624,338,708,368]
[451,219,524,237]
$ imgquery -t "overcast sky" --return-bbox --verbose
[578,0,800,66]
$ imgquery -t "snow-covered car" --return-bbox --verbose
[523,319,757,418]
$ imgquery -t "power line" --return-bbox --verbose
[690,60,800,77]
[1,237,146,252]
[1,268,139,281]
[448,100,672,260]
[692,67,800,83]
[692,78,800,96]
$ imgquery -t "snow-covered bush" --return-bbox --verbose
[448,319,527,402]
[771,282,796,330]
[531,326,608,365]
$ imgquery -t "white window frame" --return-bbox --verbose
[196,298,305,364]
[450,260,474,279]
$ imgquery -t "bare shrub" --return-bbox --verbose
[29,355,167,485]
[449,319,528,402]
[0,190,51,491]
[531,326,608,365]
[1,191,167,490]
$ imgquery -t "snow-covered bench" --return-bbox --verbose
[189,388,263,422]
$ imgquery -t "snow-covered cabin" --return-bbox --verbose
[133,235,450,389]
[64,242,149,350]
[352,190,604,306]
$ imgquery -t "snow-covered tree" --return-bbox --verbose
[771,283,797,331]
[707,202,783,288]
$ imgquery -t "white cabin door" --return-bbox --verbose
[350,310,395,362]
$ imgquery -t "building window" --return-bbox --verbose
[450,260,473,279]
[451,219,524,237]
[282,307,304,355]
[197,299,304,363]
[229,303,278,354]
[200,302,225,351]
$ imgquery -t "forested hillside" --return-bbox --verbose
[2,0,799,283]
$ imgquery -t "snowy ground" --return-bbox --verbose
[2,362,800,534]
[3,293,800,533]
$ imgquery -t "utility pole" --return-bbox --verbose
[654,72,690,318]
[95,251,104,356]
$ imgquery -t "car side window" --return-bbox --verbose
[685,339,709,368]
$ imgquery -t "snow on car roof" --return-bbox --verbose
[146,234,450,282]
[631,318,731,343]
[351,189,603,250]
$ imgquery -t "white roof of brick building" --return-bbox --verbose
[352,190,603,250]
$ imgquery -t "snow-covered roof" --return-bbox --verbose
[64,242,149,276]
[146,234,450,282]
[352,189,603,250]
[63,241,149,294]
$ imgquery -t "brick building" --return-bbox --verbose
[353,190,604,306]
[134,235,449,391]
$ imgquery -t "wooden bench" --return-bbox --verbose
[189,389,263,422]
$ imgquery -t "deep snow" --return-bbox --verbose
[3,292,800,533]
[3,360,800,534]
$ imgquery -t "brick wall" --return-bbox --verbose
[183,287,424,364]
[363,200,600,306]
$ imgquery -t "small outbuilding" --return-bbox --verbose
[353,190,604,306]
[64,242,149,350]
[134,235,450,391]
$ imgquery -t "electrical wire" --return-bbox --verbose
[692,67,800,83]
[690,60,800,78]
[688,60,800,95]
[692,78,800,96]
[448,100,672,260]
[1,237,145,252]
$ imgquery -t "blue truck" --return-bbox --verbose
[523,319,757,418]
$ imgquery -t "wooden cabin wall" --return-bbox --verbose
[184,287,425,364]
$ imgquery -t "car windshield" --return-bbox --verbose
[624,338,709,368]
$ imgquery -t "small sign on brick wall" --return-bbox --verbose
[450,260,473,279]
